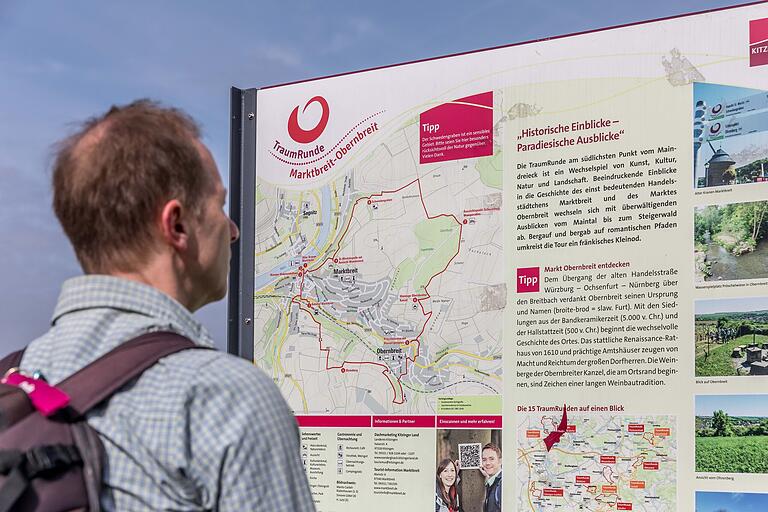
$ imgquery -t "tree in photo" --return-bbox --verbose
[712,410,734,437]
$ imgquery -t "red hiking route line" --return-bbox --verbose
[288,178,463,404]
[544,404,568,451]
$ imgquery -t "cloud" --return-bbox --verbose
[322,16,377,55]
[348,16,374,36]
[19,59,70,75]
[0,165,80,351]
[0,163,228,352]
[253,44,303,69]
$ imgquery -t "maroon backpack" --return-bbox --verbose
[0,332,204,512]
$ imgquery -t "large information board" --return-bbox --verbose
[230,3,768,510]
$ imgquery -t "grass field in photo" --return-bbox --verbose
[695,434,768,473]
[696,394,768,474]
[694,297,768,377]
[695,332,768,376]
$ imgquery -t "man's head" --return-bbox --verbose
[481,443,501,477]
[52,99,239,310]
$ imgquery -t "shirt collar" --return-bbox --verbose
[485,469,502,486]
[52,275,214,347]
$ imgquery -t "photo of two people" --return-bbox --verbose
[435,429,502,512]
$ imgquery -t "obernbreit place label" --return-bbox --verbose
[268,95,383,183]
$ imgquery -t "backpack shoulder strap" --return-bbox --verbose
[58,331,208,416]
[0,351,24,377]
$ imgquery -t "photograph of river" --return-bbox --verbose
[694,201,768,282]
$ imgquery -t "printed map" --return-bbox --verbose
[252,98,506,414]
[517,414,677,511]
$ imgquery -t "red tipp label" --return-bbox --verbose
[517,267,540,293]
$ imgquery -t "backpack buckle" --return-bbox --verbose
[24,444,82,478]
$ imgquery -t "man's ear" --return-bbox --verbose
[159,199,189,251]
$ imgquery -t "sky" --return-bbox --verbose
[0,0,754,353]
[697,491,768,511]
[695,296,768,314]
[695,394,768,417]
[694,82,762,107]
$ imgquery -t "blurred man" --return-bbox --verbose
[480,443,502,512]
[18,100,315,511]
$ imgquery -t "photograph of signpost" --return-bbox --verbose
[695,297,768,377]
[695,394,768,474]
[693,82,768,188]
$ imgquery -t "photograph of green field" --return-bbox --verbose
[694,201,768,282]
[695,297,768,377]
[696,394,768,474]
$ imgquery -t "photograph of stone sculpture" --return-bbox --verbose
[695,297,768,377]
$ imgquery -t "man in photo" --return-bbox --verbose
[16,100,315,510]
[480,443,502,512]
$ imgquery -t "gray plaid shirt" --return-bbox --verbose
[21,275,315,512]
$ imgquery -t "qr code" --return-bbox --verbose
[458,443,482,469]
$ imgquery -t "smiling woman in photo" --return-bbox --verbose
[435,458,462,512]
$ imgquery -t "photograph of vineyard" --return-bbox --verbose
[695,395,768,473]
[694,201,768,282]
[696,491,768,512]
[695,297,768,377]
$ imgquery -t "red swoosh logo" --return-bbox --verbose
[544,403,568,451]
[288,96,330,144]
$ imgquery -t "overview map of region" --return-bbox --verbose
[252,97,506,415]
[517,414,677,511]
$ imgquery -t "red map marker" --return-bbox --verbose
[544,403,568,452]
